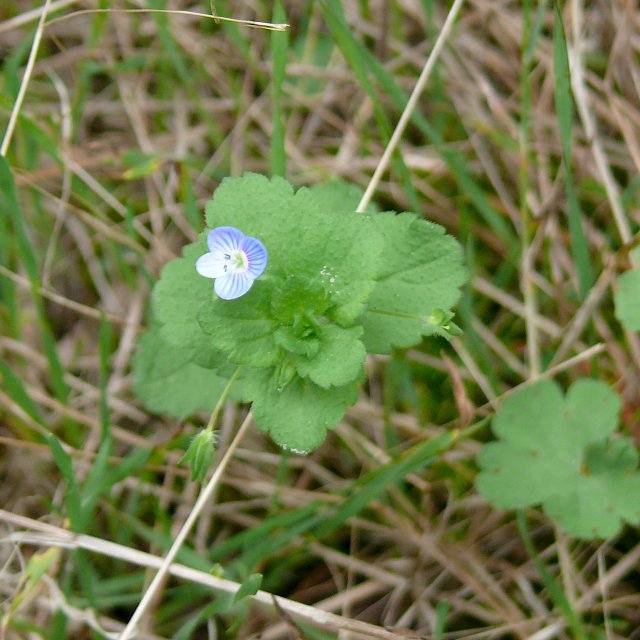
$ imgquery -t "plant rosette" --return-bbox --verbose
[134,173,466,454]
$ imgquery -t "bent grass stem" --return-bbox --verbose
[356,0,466,213]
[118,411,254,640]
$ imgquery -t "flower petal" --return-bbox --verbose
[214,272,255,300]
[195,252,227,279]
[241,236,268,279]
[207,226,244,254]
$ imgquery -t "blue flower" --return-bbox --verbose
[195,226,267,300]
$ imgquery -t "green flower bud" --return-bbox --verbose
[180,429,217,481]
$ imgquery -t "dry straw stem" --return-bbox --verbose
[0,4,287,156]
[569,0,630,246]
[3,0,640,636]
[0,0,53,156]
[0,0,73,34]
[548,260,614,367]
[117,4,467,636]
[0,265,131,325]
[44,8,288,32]
[356,0,466,213]
[568,0,640,369]
[0,512,409,640]
[117,412,254,640]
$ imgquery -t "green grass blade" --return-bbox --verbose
[270,0,288,177]
[517,512,588,640]
[82,448,150,515]
[180,167,202,230]
[354,36,516,246]
[209,501,324,562]
[147,0,190,84]
[320,0,420,211]
[210,431,456,570]
[553,7,592,299]
[0,157,70,402]
[0,361,46,437]
[434,601,451,640]
[314,431,454,537]
[0,157,38,279]
[47,435,83,530]
[0,209,18,336]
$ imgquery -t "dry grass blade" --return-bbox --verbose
[43,8,289,31]
[2,0,640,638]
[0,512,414,640]
[0,0,54,156]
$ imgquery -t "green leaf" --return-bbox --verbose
[232,573,263,604]
[141,174,466,454]
[152,238,225,368]
[270,273,330,324]
[292,324,365,388]
[584,438,638,474]
[274,324,320,357]
[248,368,360,453]
[477,379,640,539]
[614,247,640,331]
[197,285,283,368]
[204,173,384,324]
[307,181,377,214]
[6,547,61,620]
[133,326,229,418]
[360,212,466,353]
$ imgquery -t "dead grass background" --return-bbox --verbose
[1,1,640,638]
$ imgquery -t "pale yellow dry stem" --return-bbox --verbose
[2,0,640,637]
[0,0,75,34]
[117,412,254,640]
[43,8,288,31]
[1,0,54,156]
[356,0,466,212]
[452,338,498,405]
[471,318,529,378]
[0,512,411,640]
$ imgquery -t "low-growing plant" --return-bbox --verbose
[134,172,466,455]
[135,172,640,543]
[477,379,640,539]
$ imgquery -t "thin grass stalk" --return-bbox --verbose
[1,0,54,156]
[117,412,254,640]
[356,0,466,213]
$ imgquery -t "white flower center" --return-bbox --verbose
[222,249,248,274]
